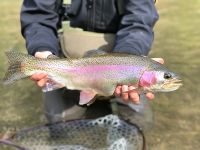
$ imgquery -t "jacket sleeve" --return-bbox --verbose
[113,0,159,56]
[20,0,60,56]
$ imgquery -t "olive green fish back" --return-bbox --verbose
[70,53,153,68]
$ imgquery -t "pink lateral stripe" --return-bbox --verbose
[62,65,144,74]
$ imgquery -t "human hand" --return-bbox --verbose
[114,58,164,104]
[30,51,52,87]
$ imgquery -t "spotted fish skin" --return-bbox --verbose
[3,51,182,105]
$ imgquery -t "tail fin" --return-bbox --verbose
[3,51,31,85]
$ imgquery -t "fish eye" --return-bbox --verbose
[164,72,172,79]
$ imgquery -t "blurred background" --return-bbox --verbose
[0,0,199,149]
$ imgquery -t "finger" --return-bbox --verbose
[35,51,52,59]
[129,86,140,104]
[152,58,164,64]
[146,92,155,100]
[121,85,129,101]
[129,92,140,104]
[114,86,122,97]
[37,78,48,87]
[30,73,48,81]
[127,85,137,92]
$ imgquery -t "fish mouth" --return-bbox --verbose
[162,78,183,91]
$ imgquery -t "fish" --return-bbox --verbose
[3,51,182,105]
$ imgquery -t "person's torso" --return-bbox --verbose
[66,0,122,33]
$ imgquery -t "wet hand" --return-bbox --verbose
[114,58,164,104]
[30,51,52,87]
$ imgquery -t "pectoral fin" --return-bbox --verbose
[79,90,97,105]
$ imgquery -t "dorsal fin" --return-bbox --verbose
[47,54,60,59]
[83,49,108,58]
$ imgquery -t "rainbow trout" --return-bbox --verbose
[3,51,182,105]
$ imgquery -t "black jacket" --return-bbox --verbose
[20,0,159,56]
